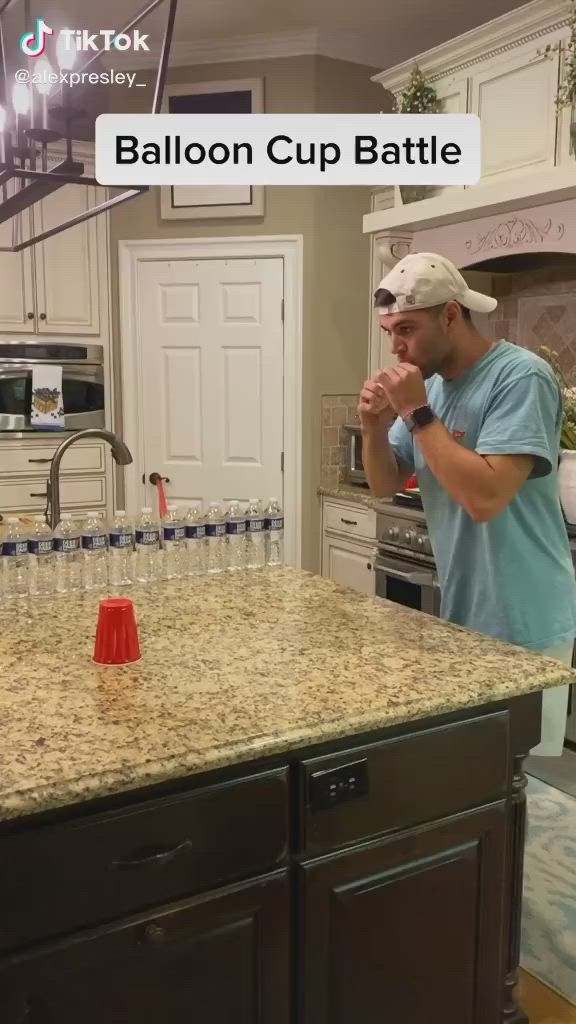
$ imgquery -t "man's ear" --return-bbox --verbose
[444,300,461,329]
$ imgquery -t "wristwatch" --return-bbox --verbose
[403,405,435,433]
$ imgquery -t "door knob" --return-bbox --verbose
[27,312,34,320]
[39,313,47,320]
[149,472,170,485]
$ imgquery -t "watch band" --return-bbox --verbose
[404,405,435,433]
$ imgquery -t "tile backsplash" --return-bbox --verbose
[487,265,576,378]
[321,395,359,487]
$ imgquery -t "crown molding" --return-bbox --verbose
[371,0,572,93]
[106,28,383,71]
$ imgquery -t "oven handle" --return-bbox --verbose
[373,557,436,588]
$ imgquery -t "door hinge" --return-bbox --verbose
[281,298,284,322]
[281,452,285,473]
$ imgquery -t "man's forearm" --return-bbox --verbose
[362,424,402,498]
[415,418,508,520]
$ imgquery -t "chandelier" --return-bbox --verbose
[0,0,178,251]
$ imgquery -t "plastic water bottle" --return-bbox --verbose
[3,518,29,598]
[82,513,108,592]
[135,508,161,584]
[29,515,55,596]
[226,500,247,571]
[205,502,227,574]
[54,513,83,594]
[108,511,134,587]
[245,498,267,569]
[265,498,284,566]
[162,505,187,579]
[184,507,207,576]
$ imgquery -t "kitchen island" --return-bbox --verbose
[0,567,573,1024]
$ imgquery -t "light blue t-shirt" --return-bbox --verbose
[388,340,576,652]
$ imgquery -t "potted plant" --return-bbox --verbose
[394,67,441,204]
[538,345,576,524]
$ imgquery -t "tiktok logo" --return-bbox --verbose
[20,18,54,57]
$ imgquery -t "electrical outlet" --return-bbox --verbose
[309,759,369,812]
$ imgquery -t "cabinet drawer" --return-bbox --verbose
[323,500,375,541]
[0,767,289,952]
[0,441,105,477]
[0,475,106,513]
[300,711,510,854]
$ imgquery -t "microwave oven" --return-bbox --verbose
[342,424,367,485]
[0,341,105,433]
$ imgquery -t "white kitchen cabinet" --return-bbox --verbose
[470,41,560,184]
[0,143,107,336]
[33,182,103,335]
[0,198,35,333]
[321,497,377,596]
[322,533,376,596]
[434,73,469,114]
[0,475,107,515]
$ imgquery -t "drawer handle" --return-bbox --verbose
[340,517,358,526]
[29,492,47,498]
[111,839,193,871]
[28,457,52,464]
[143,923,167,946]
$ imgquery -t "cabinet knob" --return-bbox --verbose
[144,923,167,946]
[39,313,47,320]
[27,312,34,320]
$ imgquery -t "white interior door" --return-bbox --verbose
[136,257,284,512]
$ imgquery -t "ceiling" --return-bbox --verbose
[15,0,534,69]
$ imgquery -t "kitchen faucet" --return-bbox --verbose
[46,429,133,530]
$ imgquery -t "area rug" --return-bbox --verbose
[521,775,576,1004]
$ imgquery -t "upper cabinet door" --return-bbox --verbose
[470,42,559,184]
[33,178,102,336]
[434,74,469,114]
[0,202,35,333]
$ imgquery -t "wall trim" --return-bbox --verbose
[118,235,304,568]
[371,0,572,93]
[107,28,384,71]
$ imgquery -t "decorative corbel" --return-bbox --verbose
[375,231,414,276]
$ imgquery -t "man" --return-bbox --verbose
[358,251,576,756]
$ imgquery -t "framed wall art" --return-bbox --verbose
[160,78,265,220]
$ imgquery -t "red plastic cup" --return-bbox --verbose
[93,598,141,666]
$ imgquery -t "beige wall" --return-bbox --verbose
[110,54,384,571]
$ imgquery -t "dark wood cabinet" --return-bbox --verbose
[0,870,290,1024]
[299,802,508,1024]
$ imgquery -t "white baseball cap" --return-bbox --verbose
[375,252,498,315]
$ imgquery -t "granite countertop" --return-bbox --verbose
[0,567,574,823]
[318,482,390,510]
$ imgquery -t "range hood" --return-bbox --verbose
[363,170,576,275]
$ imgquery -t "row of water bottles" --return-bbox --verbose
[0,497,284,598]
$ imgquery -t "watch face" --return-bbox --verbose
[414,406,434,426]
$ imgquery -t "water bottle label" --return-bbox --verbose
[110,532,133,549]
[82,534,107,552]
[226,521,246,535]
[54,536,81,554]
[266,517,284,531]
[186,525,206,540]
[135,528,160,546]
[3,540,29,557]
[248,518,265,533]
[29,538,54,557]
[206,523,226,538]
[163,526,185,543]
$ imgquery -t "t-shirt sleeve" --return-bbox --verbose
[475,368,561,479]
[388,415,415,471]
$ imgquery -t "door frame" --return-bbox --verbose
[118,235,303,567]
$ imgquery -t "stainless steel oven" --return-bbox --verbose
[342,424,367,485]
[374,505,441,617]
[0,341,105,433]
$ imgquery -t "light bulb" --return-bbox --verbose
[12,82,30,116]
[56,28,76,71]
[34,55,53,96]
